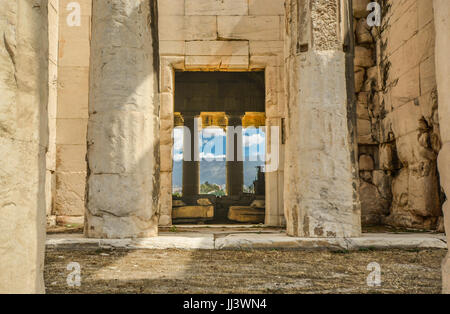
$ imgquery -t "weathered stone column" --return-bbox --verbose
[182,114,200,197]
[85,0,160,238]
[0,0,48,293]
[433,0,450,294]
[284,0,360,237]
[226,114,244,196]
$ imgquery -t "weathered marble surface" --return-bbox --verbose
[284,0,361,238]
[0,0,48,293]
[85,0,160,238]
[433,0,450,294]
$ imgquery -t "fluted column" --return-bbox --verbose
[182,114,200,197]
[85,0,160,238]
[226,113,244,196]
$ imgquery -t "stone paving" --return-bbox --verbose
[46,226,447,251]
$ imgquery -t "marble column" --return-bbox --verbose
[85,0,160,238]
[182,114,200,197]
[0,0,48,293]
[226,114,244,196]
[284,0,360,237]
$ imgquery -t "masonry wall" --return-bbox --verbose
[433,0,450,292]
[354,0,443,230]
[54,0,91,225]
[47,0,59,226]
[158,0,286,226]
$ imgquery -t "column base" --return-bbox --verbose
[85,214,158,239]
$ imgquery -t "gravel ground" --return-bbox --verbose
[45,248,446,294]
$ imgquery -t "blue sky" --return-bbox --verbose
[172,126,266,189]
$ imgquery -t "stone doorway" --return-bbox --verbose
[171,72,268,224]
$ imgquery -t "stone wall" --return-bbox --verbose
[354,0,391,226]
[54,0,91,226]
[433,0,450,294]
[381,0,442,230]
[157,0,286,226]
[355,0,443,230]
[0,0,48,293]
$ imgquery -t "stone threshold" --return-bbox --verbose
[46,232,447,251]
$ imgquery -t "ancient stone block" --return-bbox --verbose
[56,118,88,145]
[353,0,371,18]
[218,16,280,40]
[228,206,265,223]
[420,56,437,95]
[159,171,173,226]
[173,206,214,219]
[354,66,365,93]
[197,198,212,206]
[251,200,265,209]
[354,46,374,68]
[158,0,185,16]
[159,41,185,56]
[249,41,284,56]
[249,0,284,16]
[379,143,394,170]
[356,18,373,44]
[56,144,87,172]
[186,41,249,56]
[186,0,248,16]
[159,16,217,41]
[173,200,187,207]
[57,67,89,118]
[54,172,85,217]
[359,154,374,171]
[360,181,389,225]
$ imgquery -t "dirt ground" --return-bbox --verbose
[45,248,446,294]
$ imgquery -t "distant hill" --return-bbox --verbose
[172,161,263,188]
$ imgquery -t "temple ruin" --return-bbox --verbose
[0,0,449,293]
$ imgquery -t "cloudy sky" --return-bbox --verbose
[172,126,266,189]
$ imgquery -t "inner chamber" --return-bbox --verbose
[172,72,266,224]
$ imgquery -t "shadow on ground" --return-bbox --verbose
[44,248,446,294]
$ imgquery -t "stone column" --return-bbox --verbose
[0,1,48,293]
[182,114,200,197]
[85,0,160,239]
[226,114,244,196]
[284,0,360,237]
[433,0,450,294]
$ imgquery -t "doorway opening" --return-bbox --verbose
[172,72,266,224]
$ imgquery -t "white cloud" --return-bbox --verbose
[173,152,184,162]
[173,127,184,151]
[243,133,265,147]
[202,127,225,138]
[200,152,226,161]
